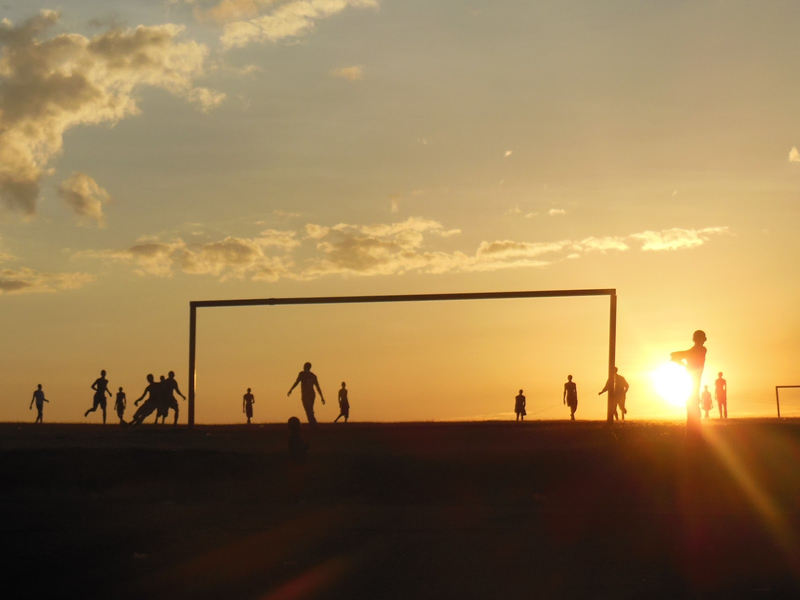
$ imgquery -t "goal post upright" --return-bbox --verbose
[775,385,800,419]
[187,288,618,430]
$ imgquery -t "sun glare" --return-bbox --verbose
[652,362,693,407]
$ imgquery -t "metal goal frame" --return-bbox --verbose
[187,288,618,429]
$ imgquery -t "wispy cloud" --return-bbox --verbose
[789,147,800,163]
[0,11,222,216]
[504,150,513,157]
[58,173,111,227]
[548,208,566,216]
[330,65,363,81]
[0,267,94,294]
[219,0,379,49]
[81,220,730,282]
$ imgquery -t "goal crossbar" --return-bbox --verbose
[188,288,618,428]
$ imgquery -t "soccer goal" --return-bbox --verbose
[775,385,800,418]
[187,288,618,428]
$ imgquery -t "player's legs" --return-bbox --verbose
[302,396,317,425]
[36,406,43,423]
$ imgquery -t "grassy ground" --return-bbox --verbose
[3,419,800,599]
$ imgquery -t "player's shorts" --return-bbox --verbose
[93,393,107,410]
[116,407,125,418]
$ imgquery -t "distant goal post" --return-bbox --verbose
[187,288,618,429]
[775,385,800,418]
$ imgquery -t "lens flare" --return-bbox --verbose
[652,362,693,407]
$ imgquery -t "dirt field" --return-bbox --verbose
[3,420,800,599]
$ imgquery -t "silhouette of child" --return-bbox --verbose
[335,382,350,423]
[243,388,255,424]
[671,330,707,435]
[701,385,712,418]
[30,384,48,424]
[715,372,728,419]
[114,387,126,424]
[515,390,526,421]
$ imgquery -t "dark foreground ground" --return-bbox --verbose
[3,420,800,599]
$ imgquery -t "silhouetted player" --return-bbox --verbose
[160,371,185,426]
[154,375,168,424]
[114,387,126,424]
[288,416,309,463]
[563,375,578,420]
[671,330,707,435]
[30,384,48,424]
[287,362,325,425]
[715,372,727,419]
[243,388,255,424]
[599,367,629,420]
[335,382,349,423]
[515,389,526,421]
[130,374,161,426]
[85,369,112,424]
[701,385,712,418]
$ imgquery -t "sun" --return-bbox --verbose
[652,362,693,407]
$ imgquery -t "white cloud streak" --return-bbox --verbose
[220,0,379,49]
[330,65,363,81]
[0,11,223,216]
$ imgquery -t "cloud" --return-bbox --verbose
[0,11,223,216]
[789,147,800,163]
[389,195,400,213]
[220,0,379,49]
[629,227,728,252]
[330,65,363,81]
[58,172,111,226]
[548,208,566,216]
[82,221,731,283]
[504,150,512,157]
[0,267,94,294]
[80,234,295,281]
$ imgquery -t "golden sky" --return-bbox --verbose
[1,1,799,423]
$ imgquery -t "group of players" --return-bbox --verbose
[82,369,186,426]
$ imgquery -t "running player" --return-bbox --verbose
[130,374,161,426]
[85,370,112,424]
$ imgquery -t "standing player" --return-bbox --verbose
[335,382,350,423]
[671,330,708,436]
[563,375,578,420]
[161,371,185,427]
[287,362,325,425]
[30,384,49,424]
[701,385,713,419]
[85,369,112,424]
[243,388,255,424]
[599,368,630,421]
[515,389,526,421]
[114,387,127,424]
[715,372,727,419]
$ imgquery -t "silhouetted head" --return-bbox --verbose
[168,371,175,378]
[147,374,154,383]
[614,367,619,373]
[118,387,123,392]
[247,387,251,393]
[37,384,42,390]
[160,375,165,382]
[693,330,707,344]
[519,389,523,395]
[341,382,346,388]
[303,362,311,371]
[101,369,106,377]
[567,375,573,381]
[718,372,723,377]
[704,385,709,390]
[288,416,301,433]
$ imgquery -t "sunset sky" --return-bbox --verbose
[2,1,799,423]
